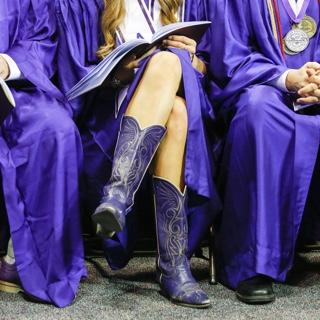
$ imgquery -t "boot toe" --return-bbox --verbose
[180,289,211,307]
[162,280,211,308]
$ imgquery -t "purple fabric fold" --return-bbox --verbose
[56,0,221,270]
[206,0,320,289]
[0,0,86,307]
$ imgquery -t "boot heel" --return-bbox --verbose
[92,205,123,238]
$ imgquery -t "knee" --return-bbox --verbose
[236,85,279,129]
[35,106,76,136]
[147,51,182,82]
[166,97,188,141]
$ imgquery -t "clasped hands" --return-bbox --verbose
[286,62,320,105]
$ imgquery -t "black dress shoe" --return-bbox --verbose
[236,276,275,304]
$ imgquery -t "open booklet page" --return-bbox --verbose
[67,21,211,100]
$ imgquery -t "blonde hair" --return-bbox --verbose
[97,0,182,59]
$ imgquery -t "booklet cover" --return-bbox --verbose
[0,77,16,124]
[293,101,320,112]
[67,21,211,100]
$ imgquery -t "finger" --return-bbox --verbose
[163,39,186,49]
[163,40,196,54]
[304,62,320,70]
[298,83,319,96]
[297,96,319,104]
[128,46,157,69]
[168,35,196,46]
[308,75,320,86]
[306,68,316,77]
[120,54,137,68]
[127,60,139,69]
[313,89,320,97]
[136,46,157,63]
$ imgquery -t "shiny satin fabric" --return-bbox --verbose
[206,0,320,289]
[0,0,86,307]
[56,0,221,270]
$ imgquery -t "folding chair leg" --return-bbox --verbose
[209,226,217,285]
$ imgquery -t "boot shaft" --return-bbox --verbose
[153,176,188,271]
[103,116,166,211]
[92,117,166,238]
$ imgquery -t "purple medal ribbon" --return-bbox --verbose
[280,0,311,23]
[150,0,156,19]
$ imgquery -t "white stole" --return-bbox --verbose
[116,0,185,44]
[116,0,156,43]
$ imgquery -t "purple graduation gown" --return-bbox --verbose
[55,0,104,118]
[207,0,320,289]
[56,0,221,270]
[0,0,86,307]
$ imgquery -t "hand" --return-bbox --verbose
[162,35,197,58]
[296,67,320,105]
[0,56,10,80]
[113,46,156,84]
[162,35,206,74]
[286,62,320,92]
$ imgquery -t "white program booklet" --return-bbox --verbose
[66,21,211,100]
[293,101,317,112]
[0,77,16,124]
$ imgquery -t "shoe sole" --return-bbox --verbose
[160,291,211,309]
[0,280,23,294]
[236,292,275,304]
[92,205,123,238]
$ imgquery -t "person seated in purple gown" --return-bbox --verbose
[74,0,220,308]
[0,0,86,307]
[206,0,320,304]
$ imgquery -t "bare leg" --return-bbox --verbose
[153,96,188,191]
[92,53,184,237]
[126,51,182,128]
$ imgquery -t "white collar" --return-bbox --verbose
[117,0,185,43]
[288,0,305,17]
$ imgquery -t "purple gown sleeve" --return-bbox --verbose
[5,1,63,100]
[207,0,288,107]
[55,0,104,117]
[185,0,211,66]
[197,0,211,68]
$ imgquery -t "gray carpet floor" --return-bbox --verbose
[0,251,320,320]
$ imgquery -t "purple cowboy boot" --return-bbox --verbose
[0,257,23,293]
[153,176,211,308]
[92,116,166,237]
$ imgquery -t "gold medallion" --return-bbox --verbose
[293,15,317,38]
